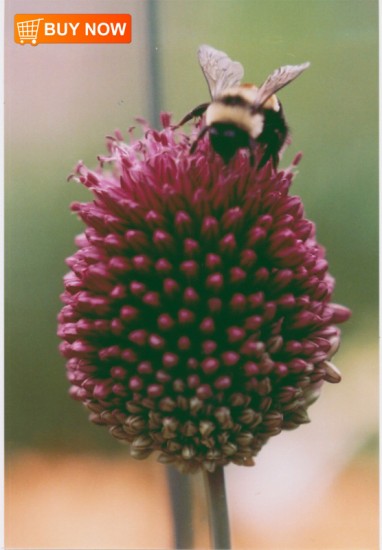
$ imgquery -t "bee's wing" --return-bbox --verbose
[198,44,244,99]
[254,62,310,107]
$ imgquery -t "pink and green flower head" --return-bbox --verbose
[58,114,350,473]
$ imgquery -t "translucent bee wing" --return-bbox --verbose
[198,44,244,99]
[254,62,310,108]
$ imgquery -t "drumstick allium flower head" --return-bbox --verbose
[58,114,350,473]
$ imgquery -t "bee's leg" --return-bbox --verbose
[249,138,257,167]
[272,151,280,167]
[249,148,255,167]
[257,146,275,169]
[190,125,209,154]
[174,103,210,128]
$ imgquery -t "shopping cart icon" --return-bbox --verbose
[16,18,44,45]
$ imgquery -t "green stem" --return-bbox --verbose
[204,466,231,550]
[166,466,193,549]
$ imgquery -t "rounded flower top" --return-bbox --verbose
[58,114,350,473]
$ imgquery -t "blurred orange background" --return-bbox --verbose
[5,450,378,549]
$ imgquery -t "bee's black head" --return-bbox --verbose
[209,123,250,163]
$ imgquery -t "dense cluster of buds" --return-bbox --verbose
[58,114,350,473]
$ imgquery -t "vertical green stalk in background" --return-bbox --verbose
[145,3,194,549]
[167,466,194,549]
[146,0,162,129]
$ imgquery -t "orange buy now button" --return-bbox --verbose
[14,14,132,45]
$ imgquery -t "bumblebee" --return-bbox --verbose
[176,45,310,168]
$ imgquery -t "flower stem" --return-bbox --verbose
[203,466,231,550]
[166,466,193,549]
[146,0,162,129]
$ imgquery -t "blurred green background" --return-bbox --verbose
[5,0,378,454]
